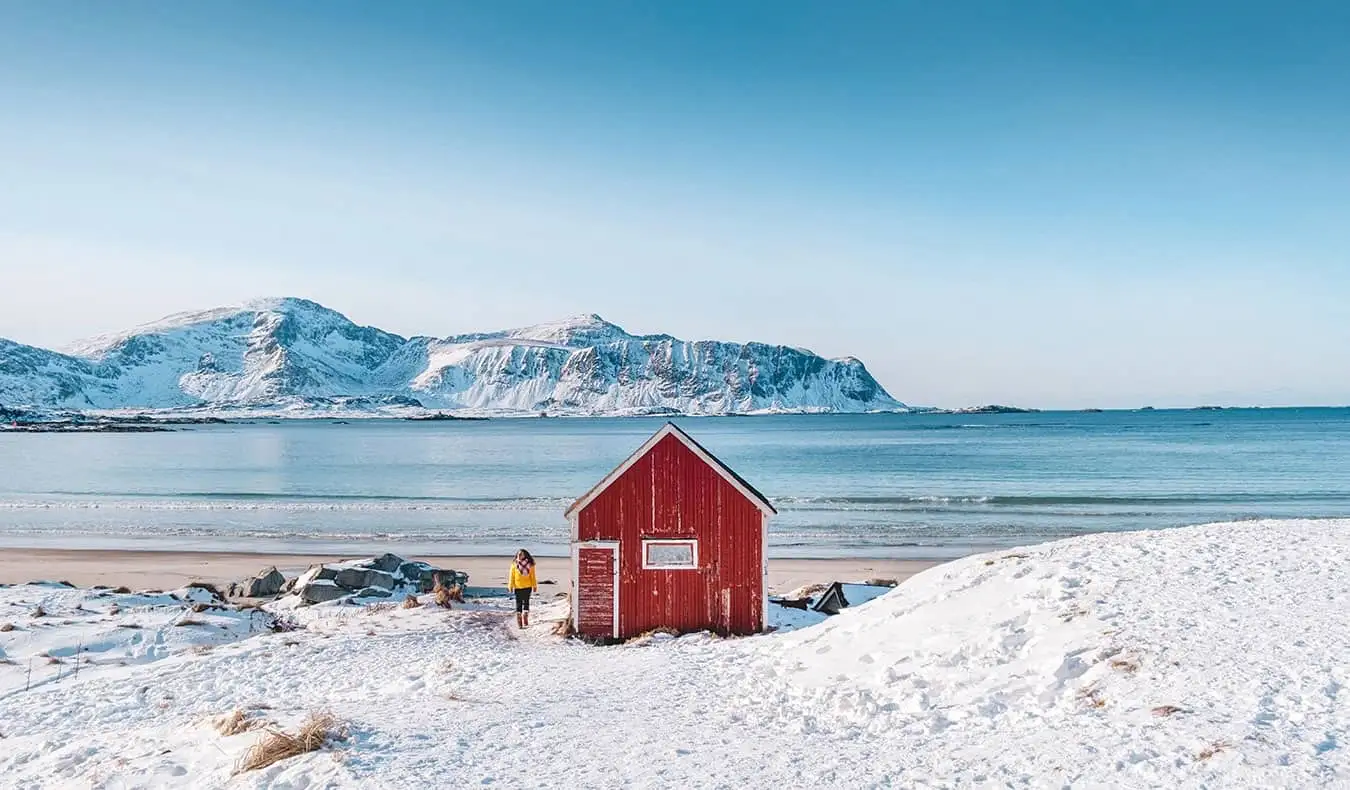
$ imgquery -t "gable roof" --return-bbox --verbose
[565,422,777,518]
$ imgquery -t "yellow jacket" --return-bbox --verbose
[508,562,537,592]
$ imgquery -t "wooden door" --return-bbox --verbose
[576,543,619,639]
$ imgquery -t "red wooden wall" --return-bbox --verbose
[576,433,764,638]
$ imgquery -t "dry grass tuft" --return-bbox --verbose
[1077,685,1107,709]
[236,712,343,773]
[116,623,143,630]
[1152,705,1185,717]
[552,617,576,637]
[793,583,828,599]
[175,617,209,627]
[626,626,680,644]
[401,595,421,609]
[0,622,15,632]
[1197,741,1230,761]
[863,577,899,587]
[46,656,63,665]
[1109,657,1140,674]
[433,585,459,609]
[1001,553,1030,561]
[214,709,266,737]
[364,602,397,615]
[30,606,46,618]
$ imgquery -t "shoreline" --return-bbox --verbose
[0,547,943,594]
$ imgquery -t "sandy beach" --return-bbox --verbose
[0,547,941,594]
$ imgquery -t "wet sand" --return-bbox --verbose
[0,548,942,594]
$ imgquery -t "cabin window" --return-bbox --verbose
[642,539,698,570]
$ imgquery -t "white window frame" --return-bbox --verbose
[642,538,699,570]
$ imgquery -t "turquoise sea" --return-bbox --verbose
[1,409,1347,558]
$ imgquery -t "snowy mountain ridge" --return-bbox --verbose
[0,298,903,416]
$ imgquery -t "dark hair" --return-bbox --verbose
[516,549,535,566]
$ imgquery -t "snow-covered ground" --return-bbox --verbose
[2,519,1348,788]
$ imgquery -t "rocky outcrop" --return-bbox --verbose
[290,554,468,606]
[228,567,287,599]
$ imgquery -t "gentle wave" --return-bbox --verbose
[0,496,572,512]
[775,493,1350,507]
[4,491,1348,513]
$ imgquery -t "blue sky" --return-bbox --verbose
[1,1,1347,408]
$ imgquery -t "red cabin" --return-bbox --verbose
[567,422,776,640]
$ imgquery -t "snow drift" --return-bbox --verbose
[0,298,902,415]
[1,519,1346,787]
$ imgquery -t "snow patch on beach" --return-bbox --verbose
[2,519,1348,788]
[0,583,278,696]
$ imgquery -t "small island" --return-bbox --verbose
[938,405,1041,415]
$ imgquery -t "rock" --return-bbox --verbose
[334,567,396,591]
[281,576,297,593]
[300,580,347,604]
[370,553,404,574]
[356,587,392,598]
[398,561,433,583]
[304,564,338,583]
[239,566,287,598]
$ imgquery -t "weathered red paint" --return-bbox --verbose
[576,545,617,636]
[569,424,772,639]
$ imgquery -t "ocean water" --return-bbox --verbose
[1,409,1348,558]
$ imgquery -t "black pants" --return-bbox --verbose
[514,588,532,613]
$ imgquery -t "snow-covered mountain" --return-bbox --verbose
[0,298,903,415]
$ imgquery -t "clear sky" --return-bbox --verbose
[1,2,1347,409]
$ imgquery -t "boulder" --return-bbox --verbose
[304,564,338,583]
[398,561,433,583]
[334,567,396,591]
[356,587,392,598]
[370,553,404,574]
[300,580,347,604]
[239,566,286,598]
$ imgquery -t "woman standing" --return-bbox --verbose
[507,549,538,629]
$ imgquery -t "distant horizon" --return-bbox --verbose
[2,3,1347,408]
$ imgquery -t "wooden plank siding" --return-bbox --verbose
[576,432,764,638]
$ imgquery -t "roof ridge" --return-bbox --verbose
[565,423,776,517]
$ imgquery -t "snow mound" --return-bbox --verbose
[752,519,1350,785]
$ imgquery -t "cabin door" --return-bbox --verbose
[576,542,619,639]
